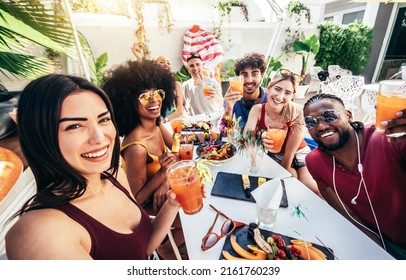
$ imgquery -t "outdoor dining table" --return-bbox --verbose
[179,148,394,260]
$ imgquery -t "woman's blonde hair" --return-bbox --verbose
[266,71,298,94]
[154,55,168,62]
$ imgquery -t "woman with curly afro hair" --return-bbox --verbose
[102,59,187,259]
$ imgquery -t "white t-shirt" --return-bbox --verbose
[183,77,222,115]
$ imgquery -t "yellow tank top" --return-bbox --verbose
[120,141,168,178]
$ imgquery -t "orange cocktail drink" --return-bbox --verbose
[167,160,202,215]
[229,76,244,95]
[170,118,183,134]
[203,82,213,97]
[267,127,288,153]
[179,140,194,160]
[376,80,406,136]
[376,94,406,130]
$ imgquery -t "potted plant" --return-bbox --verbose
[292,32,319,98]
[213,1,248,50]
[286,0,311,24]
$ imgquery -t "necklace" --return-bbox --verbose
[265,104,281,121]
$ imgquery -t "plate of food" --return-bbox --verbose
[196,141,236,162]
[220,224,335,260]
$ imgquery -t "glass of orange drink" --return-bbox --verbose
[167,160,203,215]
[179,139,194,160]
[376,80,406,137]
[203,81,213,97]
[170,118,183,134]
[229,75,244,95]
[267,126,288,153]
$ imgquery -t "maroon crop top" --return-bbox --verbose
[55,175,152,260]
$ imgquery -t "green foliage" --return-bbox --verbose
[286,0,310,23]
[221,59,236,80]
[77,31,108,86]
[316,21,373,75]
[94,52,108,86]
[293,32,320,80]
[175,66,191,83]
[0,0,75,81]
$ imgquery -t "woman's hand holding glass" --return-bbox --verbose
[261,130,274,152]
[158,152,179,172]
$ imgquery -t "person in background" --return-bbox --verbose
[154,55,184,122]
[5,74,180,260]
[102,59,187,260]
[303,93,406,259]
[222,52,268,131]
[244,69,320,197]
[183,53,223,115]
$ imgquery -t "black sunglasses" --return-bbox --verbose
[304,109,346,129]
[187,53,201,62]
[277,69,303,84]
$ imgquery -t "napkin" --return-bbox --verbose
[251,177,283,209]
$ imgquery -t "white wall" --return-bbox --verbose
[72,11,318,78]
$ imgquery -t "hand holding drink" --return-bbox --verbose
[203,81,214,98]
[229,75,244,95]
[266,125,288,153]
[167,160,203,215]
[376,80,406,138]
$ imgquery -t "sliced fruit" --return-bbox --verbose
[209,130,218,141]
[291,239,312,247]
[230,235,267,260]
[222,250,247,260]
[253,228,272,253]
[247,244,266,254]
[287,245,326,260]
[171,133,180,152]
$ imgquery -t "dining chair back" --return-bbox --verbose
[327,65,352,82]
[309,66,324,94]
[321,75,365,110]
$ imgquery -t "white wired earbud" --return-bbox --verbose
[332,129,386,251]
[350,131,365,205]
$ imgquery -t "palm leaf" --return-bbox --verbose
[0,1,74,47]
[0,51,56,80]
[0,0,80,81]
[0,9,67,53]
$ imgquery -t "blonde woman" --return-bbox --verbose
[244,69,321,197]
[154,55,184,122]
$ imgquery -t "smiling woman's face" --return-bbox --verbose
[58,90,116,177]
[267,79,295,110]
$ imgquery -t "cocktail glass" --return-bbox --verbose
[376,80,406,137]
[267,126,288,153]
[229,76,244,95]
[167,160,203,215]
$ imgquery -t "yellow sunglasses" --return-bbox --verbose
[138,89,165,105]
[278,69,303,84]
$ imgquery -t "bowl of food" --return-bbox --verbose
[196,141,237,162]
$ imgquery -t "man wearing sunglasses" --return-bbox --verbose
[183,53,223,115]
[222,52,268,130]
[303,93,406,259]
